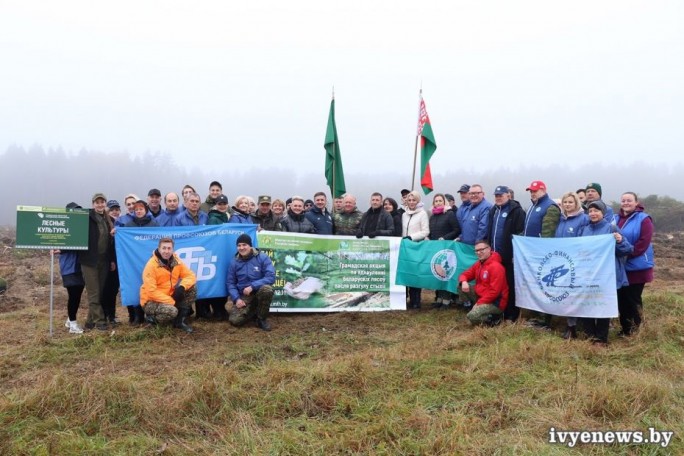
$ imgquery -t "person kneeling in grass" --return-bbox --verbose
[457,240,509,326]
[226,234,276,331]
[140,237,197,333]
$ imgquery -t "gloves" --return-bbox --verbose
[368,231,377,239]
[172,286,186,303]
[355,231,363,239]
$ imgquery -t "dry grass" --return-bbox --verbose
[1,287,683,455]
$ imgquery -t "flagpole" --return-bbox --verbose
[411,89,422,191]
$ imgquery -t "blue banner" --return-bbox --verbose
[115,224,257,306]
[512,234,618,318]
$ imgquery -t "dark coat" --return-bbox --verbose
[428,208,461,240]
[486,199,525,265]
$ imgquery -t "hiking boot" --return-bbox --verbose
[95,323,108,331]
[431,300,443,309]
[108,317,120,326]
[68,321,84,334]
[173,309,193,333]
[562,326,577,340]
[256,318,272,331]
[145,315,158,326]
[84,322,95,330]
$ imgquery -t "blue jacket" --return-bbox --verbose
[555,211,589,238]
[116,210,154,227]
[523,193,557,237]
[456,200,471,228]
[577,218,633,288]
[59,251,85,287]
[156,208,181,227]
[305,206,334,234]
[173,209,208,226]
[459,199,492,245]
[616,210,654,272]
[228,209,254,224]
[226,249,276,301]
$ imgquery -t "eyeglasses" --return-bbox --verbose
[475,246,490,253]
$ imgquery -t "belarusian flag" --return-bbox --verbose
[324,98,346,199]
[417,97,437,194]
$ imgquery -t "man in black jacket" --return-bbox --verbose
[486,186,525,321]
[356,192,395,238]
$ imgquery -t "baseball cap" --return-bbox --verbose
[526,181,547,191]
[215,194,229,205]
[494,186,510,195]
[148,188,161,197]
[258,195,272,204]
[107,200,121,209]
[458,184,470,193]
[92,192,107,202]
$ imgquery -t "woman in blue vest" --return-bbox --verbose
[615,192,654,336]
[578,201,632,345]
[554,191,589,339]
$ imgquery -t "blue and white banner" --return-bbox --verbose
[115,225,257,306]
[513,234,618,318]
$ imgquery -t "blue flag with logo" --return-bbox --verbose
[512,234,618,318]
[115,225,257,306]
[396,239,477,293]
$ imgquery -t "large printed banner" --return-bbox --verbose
[115,225,257,306]
[257,231,405,312]
[395,239,478,293]
[513,234,618,318]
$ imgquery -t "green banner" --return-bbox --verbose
[396,239,478,292]
[257,232,404,311]
[16,206,89,250]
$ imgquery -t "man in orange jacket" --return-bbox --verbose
[140,237,197,333]
[458,239,509,326]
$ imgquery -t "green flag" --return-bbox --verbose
[324,98,346,198]
[396,239,477,292]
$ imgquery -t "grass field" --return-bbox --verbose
[1,280,682,455]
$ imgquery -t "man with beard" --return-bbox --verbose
[227,234,276,331]
[140,237,197,333]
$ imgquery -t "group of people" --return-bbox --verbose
[57,179,654,345]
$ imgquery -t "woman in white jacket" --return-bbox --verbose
[402,191,430,309]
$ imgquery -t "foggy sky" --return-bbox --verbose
[1,0,683,179]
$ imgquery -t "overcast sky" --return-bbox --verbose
[1,0,682,183]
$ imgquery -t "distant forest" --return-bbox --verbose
[3,145,684,231]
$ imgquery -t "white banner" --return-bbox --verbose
[513,235,618,318]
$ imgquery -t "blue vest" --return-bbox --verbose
[617,211,654,271]
[523,193,555,237]
[490,203,509,254]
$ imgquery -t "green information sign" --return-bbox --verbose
[16,206,89,250]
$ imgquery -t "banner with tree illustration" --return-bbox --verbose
[257,231,405,311]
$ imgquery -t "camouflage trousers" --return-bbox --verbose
[143,287,197,323]
[229,285,274,327]
[458,286,503,325]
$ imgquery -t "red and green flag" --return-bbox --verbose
[417,97,437,194]
[324,98,346,198]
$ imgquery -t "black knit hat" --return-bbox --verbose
[236,233,253,247]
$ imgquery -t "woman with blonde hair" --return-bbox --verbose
[402,190,430,309]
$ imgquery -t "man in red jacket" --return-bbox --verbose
[457,240,509,326]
